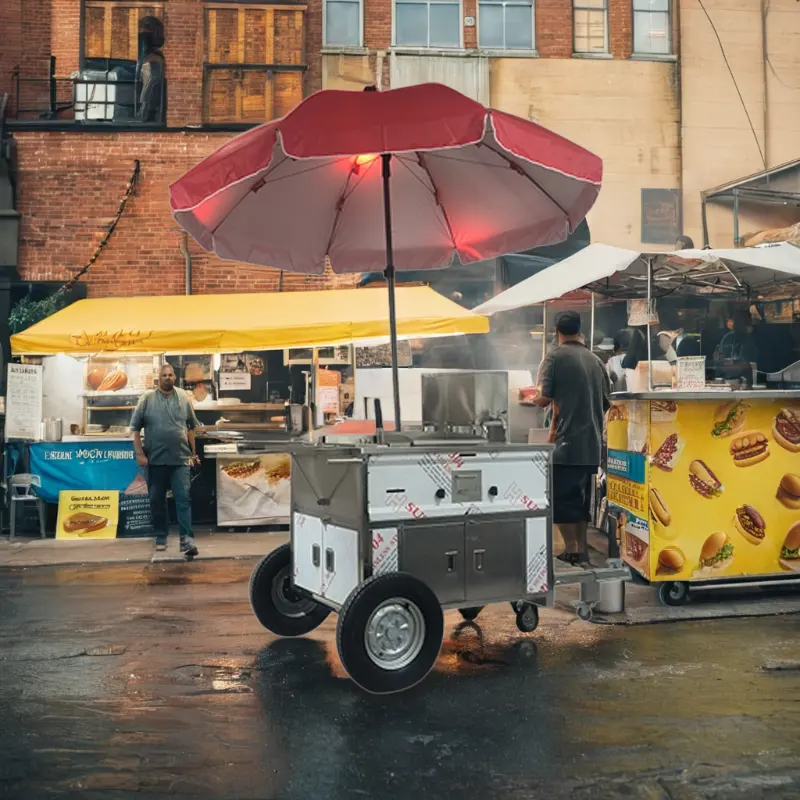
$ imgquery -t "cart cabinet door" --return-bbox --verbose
[465,518,526,602]
[320,524,361,606]
[398,522,466,604]
[293,513,324,596]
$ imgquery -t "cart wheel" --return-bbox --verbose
[458,606,484,622]
[657,581,690,607]
[577,603,593,622]
[249,544,331,636]
[336,573,444,694]
[515,603,539,633]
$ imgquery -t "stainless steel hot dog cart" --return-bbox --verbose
[248,436,554,693]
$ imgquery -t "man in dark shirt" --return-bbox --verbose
[534,311,610,566]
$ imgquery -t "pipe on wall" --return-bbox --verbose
[181,232,192,295]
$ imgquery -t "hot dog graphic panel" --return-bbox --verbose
[609,396,800,582]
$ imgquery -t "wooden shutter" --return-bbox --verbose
[204,4,305,124]
[84,3,162,61]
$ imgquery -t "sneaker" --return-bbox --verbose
[180,536,199,558]
[155,536,167,551]
[555,551,580,566]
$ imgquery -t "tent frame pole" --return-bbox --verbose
[647,256,653,392]
[382,153,402,431]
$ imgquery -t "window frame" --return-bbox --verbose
[80,0,166,66]
[477,0,535,52]
[392,0,464,50]
[631,0,671,57]
[572,0,609,55]
[202,2,308,126]
[323,0,364,48]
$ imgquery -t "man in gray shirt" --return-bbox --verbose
[130,363,200,556]
[534,311,610,566]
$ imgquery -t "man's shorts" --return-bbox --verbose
[552,465,597,524]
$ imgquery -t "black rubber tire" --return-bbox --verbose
[657,580,690,607]
[249,544,331,636]
[515,603,539,633]
[458,606,484,622]
[336,572,444,694]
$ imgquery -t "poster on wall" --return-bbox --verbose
[29,442,153,537]
[56,490,120,540]
[217,453,291,526]
[5,363,43,440]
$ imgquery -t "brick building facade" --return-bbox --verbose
[0,0,798,302]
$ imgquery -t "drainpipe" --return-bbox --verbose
[701,192,710,248]
[181,232,192,295]
[761,0,769,170]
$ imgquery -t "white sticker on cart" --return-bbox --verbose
[525,517,549,594]
[372,528,399,575]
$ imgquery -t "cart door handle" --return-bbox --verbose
[312,544,320,567]
[473,549,486,571]
[325,548,335,572]
[445,550,458,572]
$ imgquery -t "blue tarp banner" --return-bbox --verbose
[29,442,152,536]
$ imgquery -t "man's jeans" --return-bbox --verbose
[147,464,193,539]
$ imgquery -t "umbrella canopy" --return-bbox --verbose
[474,242,800,315]
[169,83,602,274]
[10,286,489,356]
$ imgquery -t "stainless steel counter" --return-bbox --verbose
[612,390,800,400]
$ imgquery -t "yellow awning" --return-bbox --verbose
[10,286,489,356]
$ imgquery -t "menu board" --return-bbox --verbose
[5,363,43,440]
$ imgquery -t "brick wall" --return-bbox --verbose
[14,131,358,296]
[536,0,574,57]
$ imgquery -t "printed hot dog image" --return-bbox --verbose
[651,433,683,472]
[62,512,109,536]
[649,487,671,527]
[688,459,723,498]
[729,430,770,467]
[710,400,747,439]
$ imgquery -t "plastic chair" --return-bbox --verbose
[9,474,47,541]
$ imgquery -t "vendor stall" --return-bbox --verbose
[477,241,800,604]
[6,286,488,536]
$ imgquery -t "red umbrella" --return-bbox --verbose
[170,83,602,427]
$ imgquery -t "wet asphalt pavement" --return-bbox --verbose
[1,560,799,800]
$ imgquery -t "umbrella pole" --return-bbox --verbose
[382,153,402,431]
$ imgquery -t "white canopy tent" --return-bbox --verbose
[474,242,800,315]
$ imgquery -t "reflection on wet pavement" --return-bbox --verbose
[0,560,799,798]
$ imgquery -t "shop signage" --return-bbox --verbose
[607,474,649,516]
[29,442,153,537]
[5,363,43,440]
[70,330,154,349]
[220,372,251,391]
[56,490,119,539]
[676,356,706,389]
[607,449,646,483]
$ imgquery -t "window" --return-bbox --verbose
[573,0,607,54]
[84,1,164,61]
[395,0,461,48]
[325,0,361,46]
[203,4,306,124]
[479,0,534,50]
[633,0,670,55]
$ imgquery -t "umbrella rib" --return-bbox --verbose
[413,152,458,251]
[479,142,572,225]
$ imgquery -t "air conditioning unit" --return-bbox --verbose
[73,69,117,121]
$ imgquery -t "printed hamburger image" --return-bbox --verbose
[711,400,747,439]
[729,430,770,467]
[688,459,723,498]
[733,504,766,546]
[694,532,734,576]
[656,546,685,576]
[772,407,800,453]
[651,432,683,472]
[776,473,800,510]
[649,487,671,527]
[779,522,800,572]
[62,512,109,536]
